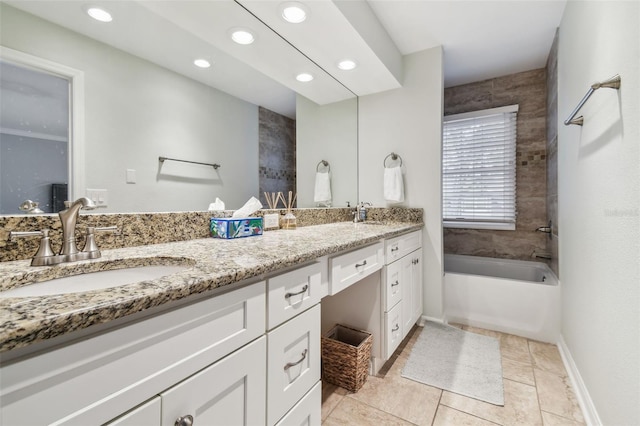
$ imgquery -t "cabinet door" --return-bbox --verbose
[410,248,424,327]
[401,249,423,338]
[161,337,266,426]
[401,254,414,338]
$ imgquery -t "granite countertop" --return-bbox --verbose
[0,221,422,354]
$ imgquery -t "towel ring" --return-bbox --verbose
[383,153,403,168]
[316,160,330,172]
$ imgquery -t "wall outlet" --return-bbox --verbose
[126,169,136,184]
[263,213,280,229]
[86,188,108,208]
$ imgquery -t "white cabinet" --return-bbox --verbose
[275,381,321,426]
[383,231,423,359]
[1,281,266,426]
[161,337,266,426]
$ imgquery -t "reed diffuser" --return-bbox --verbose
[279,191,297,230]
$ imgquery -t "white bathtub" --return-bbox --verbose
[444,254,560,343]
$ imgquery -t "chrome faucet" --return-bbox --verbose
[8,197,118,266]
[59,197,96,259]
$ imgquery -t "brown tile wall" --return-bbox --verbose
[546,30,560,277]
[443,69,548,261]
[258,107,296,207]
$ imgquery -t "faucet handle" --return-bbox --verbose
[82,226,119,259]
[8,229,57,266]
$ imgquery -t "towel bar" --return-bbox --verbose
[316,160,330,172]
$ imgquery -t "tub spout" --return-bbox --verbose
[532,251,552,260]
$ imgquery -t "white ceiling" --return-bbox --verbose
[4,0,567,118]
[368,0,567,88]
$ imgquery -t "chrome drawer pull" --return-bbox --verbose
[355,260,367,268]
[285,284,308,299]
[284,349,308,370]
[391,280,399,287]
[392,324,399,332]
[391,247,399,252]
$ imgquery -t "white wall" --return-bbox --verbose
[558,2,639,424]
[296,95,358,208]
[358,47,444,319]
[1,4,258,212]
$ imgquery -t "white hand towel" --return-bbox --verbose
[384,166,404,203]
[314,171,332,203]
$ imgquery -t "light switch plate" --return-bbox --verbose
[126,169,136,184]
[86,188,108,208]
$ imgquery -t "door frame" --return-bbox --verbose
[0,46,85,204]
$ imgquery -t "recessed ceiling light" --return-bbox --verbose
[337,60,357,71]
[229,28,256,45]
[86,6,113,22]
[194,59,211,68]
[296,73,314,82]
[280,2,308,23]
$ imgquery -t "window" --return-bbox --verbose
[442,105,518,230]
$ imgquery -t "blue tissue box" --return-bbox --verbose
[210,217,263,239]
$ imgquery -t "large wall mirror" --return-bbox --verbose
[0,0,358,214]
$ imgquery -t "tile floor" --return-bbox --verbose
[321,324,585,425]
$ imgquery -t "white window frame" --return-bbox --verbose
[442,104,518,231]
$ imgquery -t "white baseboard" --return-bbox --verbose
[421,315,444,325]
[557,335,602,426]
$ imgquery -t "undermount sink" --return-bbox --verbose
[0,265,189,298]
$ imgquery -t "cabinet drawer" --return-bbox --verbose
[385,302,403,359]
[329,241,384,296]
[105,397,160,426]
[275,381,321,426]
[385,230,422,264]
[267,304,321,426]
[0,282,266,426]
[384,261,403,311]
[268,261,323,330]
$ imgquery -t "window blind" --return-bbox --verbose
[442,105,518,230]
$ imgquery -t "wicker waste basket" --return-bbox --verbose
[321,324,372,392]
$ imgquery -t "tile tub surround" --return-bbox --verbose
[0,220,422,354]
[443,68,548,261]
[0,207,423,262]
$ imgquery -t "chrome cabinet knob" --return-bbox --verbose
[175,414,194,426]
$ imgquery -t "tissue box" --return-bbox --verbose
[210,217,263,239]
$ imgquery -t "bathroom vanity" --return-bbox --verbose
[0,221,423,425]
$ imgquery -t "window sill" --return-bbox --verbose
[443,221,516,231]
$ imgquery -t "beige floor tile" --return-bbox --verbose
[321,381,347,421]
[440,379,542,425]
[463,325,504,340]
[541,410,585,425]
[322,397,413,426]
[500,333,532,364]
[433,405,501,426]
[502,357,535,386]
[529,341,567,377]
[347,374,442,426]
[534,369,584,423]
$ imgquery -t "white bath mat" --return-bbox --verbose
[401,322,504,406]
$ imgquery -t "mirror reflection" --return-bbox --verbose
[0,1,357,214]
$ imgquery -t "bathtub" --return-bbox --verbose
[444,254,560,343]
